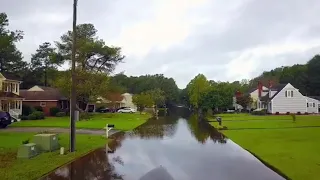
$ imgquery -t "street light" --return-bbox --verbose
[70,0,78,152]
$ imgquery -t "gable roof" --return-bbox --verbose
[0,72,22,81]
[20,87,67,101]
[307,96,320,101]
[259,84,287,102]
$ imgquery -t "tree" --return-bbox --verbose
[56,23,124,73]
[0,13,27,75]
[186,74,210,111]
[236,94,253,110]
[132,93,154,114]
[307,55,320,96]
[30,42,64,86]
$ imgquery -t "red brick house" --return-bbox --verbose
[20,85,69,116]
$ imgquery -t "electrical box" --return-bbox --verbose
[17,143,38,158]
[34,134,60,152]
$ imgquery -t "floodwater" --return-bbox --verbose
[41,112,285,180]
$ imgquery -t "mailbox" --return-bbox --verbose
[107,124,115,128]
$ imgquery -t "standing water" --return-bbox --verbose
[41,114,285,180]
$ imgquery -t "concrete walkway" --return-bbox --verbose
[1,127,119,136]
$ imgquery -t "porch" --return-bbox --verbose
[257,100,272,113]
[0,99,23,121]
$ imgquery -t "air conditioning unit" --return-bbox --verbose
[17,143,38,158]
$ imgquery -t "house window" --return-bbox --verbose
[285,90,293,98]
[313,103,316,107]
[307,103,309,107]
[40,102,46,107]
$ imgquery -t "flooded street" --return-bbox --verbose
[41,113,285,180]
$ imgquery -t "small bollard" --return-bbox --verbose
[60,147,65,155]
[216,117,222,126]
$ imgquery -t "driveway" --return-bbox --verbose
[1,127,119,136]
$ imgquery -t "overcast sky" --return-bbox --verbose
[1,0,320,88]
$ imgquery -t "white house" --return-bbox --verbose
[258,83,320,114]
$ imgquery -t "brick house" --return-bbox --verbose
[20,85,69,116]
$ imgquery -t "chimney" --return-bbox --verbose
[258,81,262,97]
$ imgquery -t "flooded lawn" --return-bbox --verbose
[41,115,285,180]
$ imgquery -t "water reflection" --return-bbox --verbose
[42,114,284,180]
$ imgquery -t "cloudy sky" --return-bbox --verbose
[1,0,320,88]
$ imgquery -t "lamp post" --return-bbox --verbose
[70,0,78,152]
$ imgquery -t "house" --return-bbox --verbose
[96,92,137,111]
[257,83,320,114]
[20,85,69,116]
[0,72,24,121]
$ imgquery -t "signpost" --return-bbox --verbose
[105,124,115,154]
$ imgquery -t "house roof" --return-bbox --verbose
[1,72,22,81]
[0,92,24,99]
[20,87,67,101]
[259,84,287,102]
[308,96,320,101]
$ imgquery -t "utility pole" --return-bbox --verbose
[70,0,78,152]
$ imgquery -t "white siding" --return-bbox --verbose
[269,90,277,98]
[305,97,320,114]
[272,83,307,114]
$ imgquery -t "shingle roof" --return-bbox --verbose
[20,88,67,101]
[0,92,24,99]
[259,84,287,102]
[308,96,320,101]
[1,72,22,81]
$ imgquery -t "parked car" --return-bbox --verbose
[0,111,12,128]
[117,107,136,113]
[98,108,111,113]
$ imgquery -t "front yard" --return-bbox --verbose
[210,114,320,180]
[1,113,151,180]
[0,132,107,180]
[11,113,151,131]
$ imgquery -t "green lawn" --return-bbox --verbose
[12,113,151,131]
[210,114,320,180]
[0,132,108,180]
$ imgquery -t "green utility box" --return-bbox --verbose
[17,143,38,158]
[34,134,60,152]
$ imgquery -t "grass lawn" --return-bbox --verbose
[210,114,320,180]
[11,113,151,131]
[0,132,108,180]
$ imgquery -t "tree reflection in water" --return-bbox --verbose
[187,114,227,144]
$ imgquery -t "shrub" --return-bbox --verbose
[251,109,267,115]
[22,139,30,144]
[275,112,280,115]
[34,106,43,112]
[291,114,296,122]
[50,107,60,116]
[304,112,309,115]
[21,116,28,120]
[28,111,45,120]
[286,112,290,115]
[80,112,93,120]
[22,104,33,116]
[56,112,66,117]
[297,112,301,115]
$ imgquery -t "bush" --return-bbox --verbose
[56,112,66,117]
[50,107,60,116]
[22,139,30,144]
[80,112,93,120]
[297,112,301,115]
[304,112,309,115]
[275,112,280,115]
[21,116,28,120]
[34,106,43,112]
[251,109,267,115]
[22,104,33,116]
[28,111,45,120]
[286,112,290,115]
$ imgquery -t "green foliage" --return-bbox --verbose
[56,112,66,117]
[132,93,154,112]
[251,109,267,115]
[20,116,28,120]
[27,111,45,120]
[34,106,43,112]
[291,114,296,122]
[236,94,253,109]
[145,88,166,107]
[21,139,30,145]
[50,107,60,116]
[22,104,33,116]
[187,74,210,109]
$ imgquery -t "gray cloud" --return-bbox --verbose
[1,0,320,89]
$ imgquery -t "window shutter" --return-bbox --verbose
[313,103,315,107]
[307,103,309,107]
[291,91,293,97]
[285,91,287,97]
